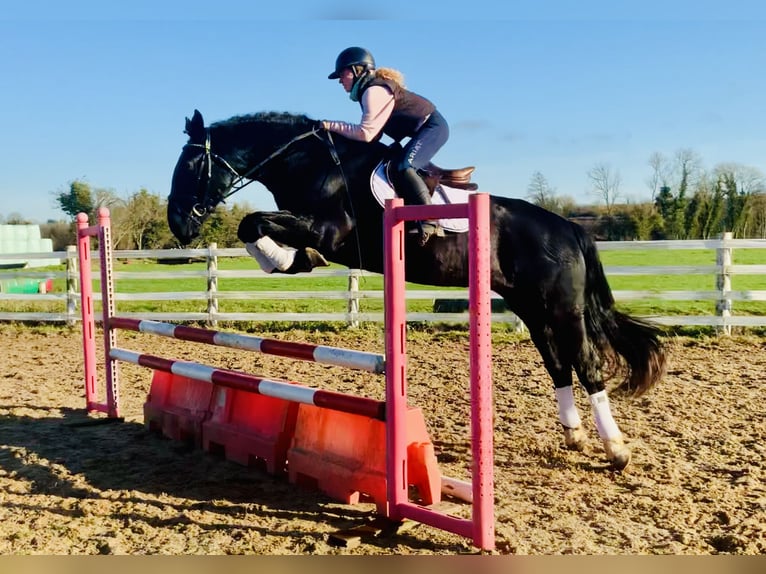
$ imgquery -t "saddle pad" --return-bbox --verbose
[370,162,472,233]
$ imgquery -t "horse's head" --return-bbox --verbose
[167,109,237,245]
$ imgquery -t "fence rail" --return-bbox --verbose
[2,235,766,332]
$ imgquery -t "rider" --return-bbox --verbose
[320,46,448,246]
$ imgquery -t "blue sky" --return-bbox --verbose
[1,1,764,223]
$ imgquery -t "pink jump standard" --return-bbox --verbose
[77,193,495,551]
[384,194,494,550]
[76,208,119,417]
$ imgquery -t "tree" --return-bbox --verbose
[3,212,29,224]
[621,203,663,240]
[587,162,621,215]
[94,187,123,214]
[55,180,95,220]
[683,188,708,240]
[702,182,726,238]
[557,195,579,218]
[110,189,172,250]
[54,179,123,222]
[749,192,766,238]
[655,185,673,222]
[526,171,562,213]
[197,202,254,247]
[673,148,702,195]
[40,221,76,251]
[713,162,764,194]
[646,152,670,201]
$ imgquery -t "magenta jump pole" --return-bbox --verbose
[384,193,495,551]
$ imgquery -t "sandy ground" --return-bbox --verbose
[0,324,763,555]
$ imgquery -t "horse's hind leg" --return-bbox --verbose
[573,348,631,470]
[550,309,631,469]
[529,311,630,470]
[555,384,589,452]
[524,320,588,453]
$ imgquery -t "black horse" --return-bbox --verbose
[168,109,667,470]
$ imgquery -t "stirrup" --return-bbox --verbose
[416,221,444,246]
[407,220,441,234]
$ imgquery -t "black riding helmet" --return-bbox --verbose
[328,47,375,79]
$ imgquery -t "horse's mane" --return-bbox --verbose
[212,111,312,130]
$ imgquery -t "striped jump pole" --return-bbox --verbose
[110,348,385,420]
[109,317,385,374]
[78,210,384,420]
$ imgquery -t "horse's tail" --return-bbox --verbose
[574,225,667,397]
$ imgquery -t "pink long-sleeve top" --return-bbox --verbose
[323,85,395,142]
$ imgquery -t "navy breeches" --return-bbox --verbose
[394,109,449,171]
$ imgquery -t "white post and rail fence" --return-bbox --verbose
[1,233,766,333]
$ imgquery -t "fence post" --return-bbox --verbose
[347,269,360,328]
[66,245,78,326]
[206,242,218,328]
[716,232,732,336]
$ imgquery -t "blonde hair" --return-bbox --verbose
[375,67,406,88]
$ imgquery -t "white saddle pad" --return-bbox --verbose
[369,162,473,233]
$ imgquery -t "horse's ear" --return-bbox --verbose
[184,109,205,142]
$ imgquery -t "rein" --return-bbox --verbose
[185,124,332,216]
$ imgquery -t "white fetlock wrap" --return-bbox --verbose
[555,386,582,429]
[246,236,297,272]
[245,242,276,273]
[588,390,621,441]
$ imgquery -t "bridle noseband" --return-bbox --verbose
[182,125,335,220]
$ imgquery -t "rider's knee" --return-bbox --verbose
[394,157,412,173]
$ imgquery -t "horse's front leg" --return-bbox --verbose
[237,211,331,274]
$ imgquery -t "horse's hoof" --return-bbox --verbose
[603,438,631,471]
[563,426,587,452]
[304,247,329,268]
[286,247,329,273]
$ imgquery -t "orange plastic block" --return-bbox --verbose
[287,404,441,513]
[202,385,299,475]
[143,370,213,446]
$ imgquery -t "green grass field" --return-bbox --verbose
[601,248,766,316]
[3,247,766,321]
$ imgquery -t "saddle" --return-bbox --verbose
[419,162,478,191]
[371,161,473,233]
[384,142,478,191]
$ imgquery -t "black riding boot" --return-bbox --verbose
[391,167,444,246]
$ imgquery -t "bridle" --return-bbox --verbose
[176,121,362,269]
[181,124,338,221]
